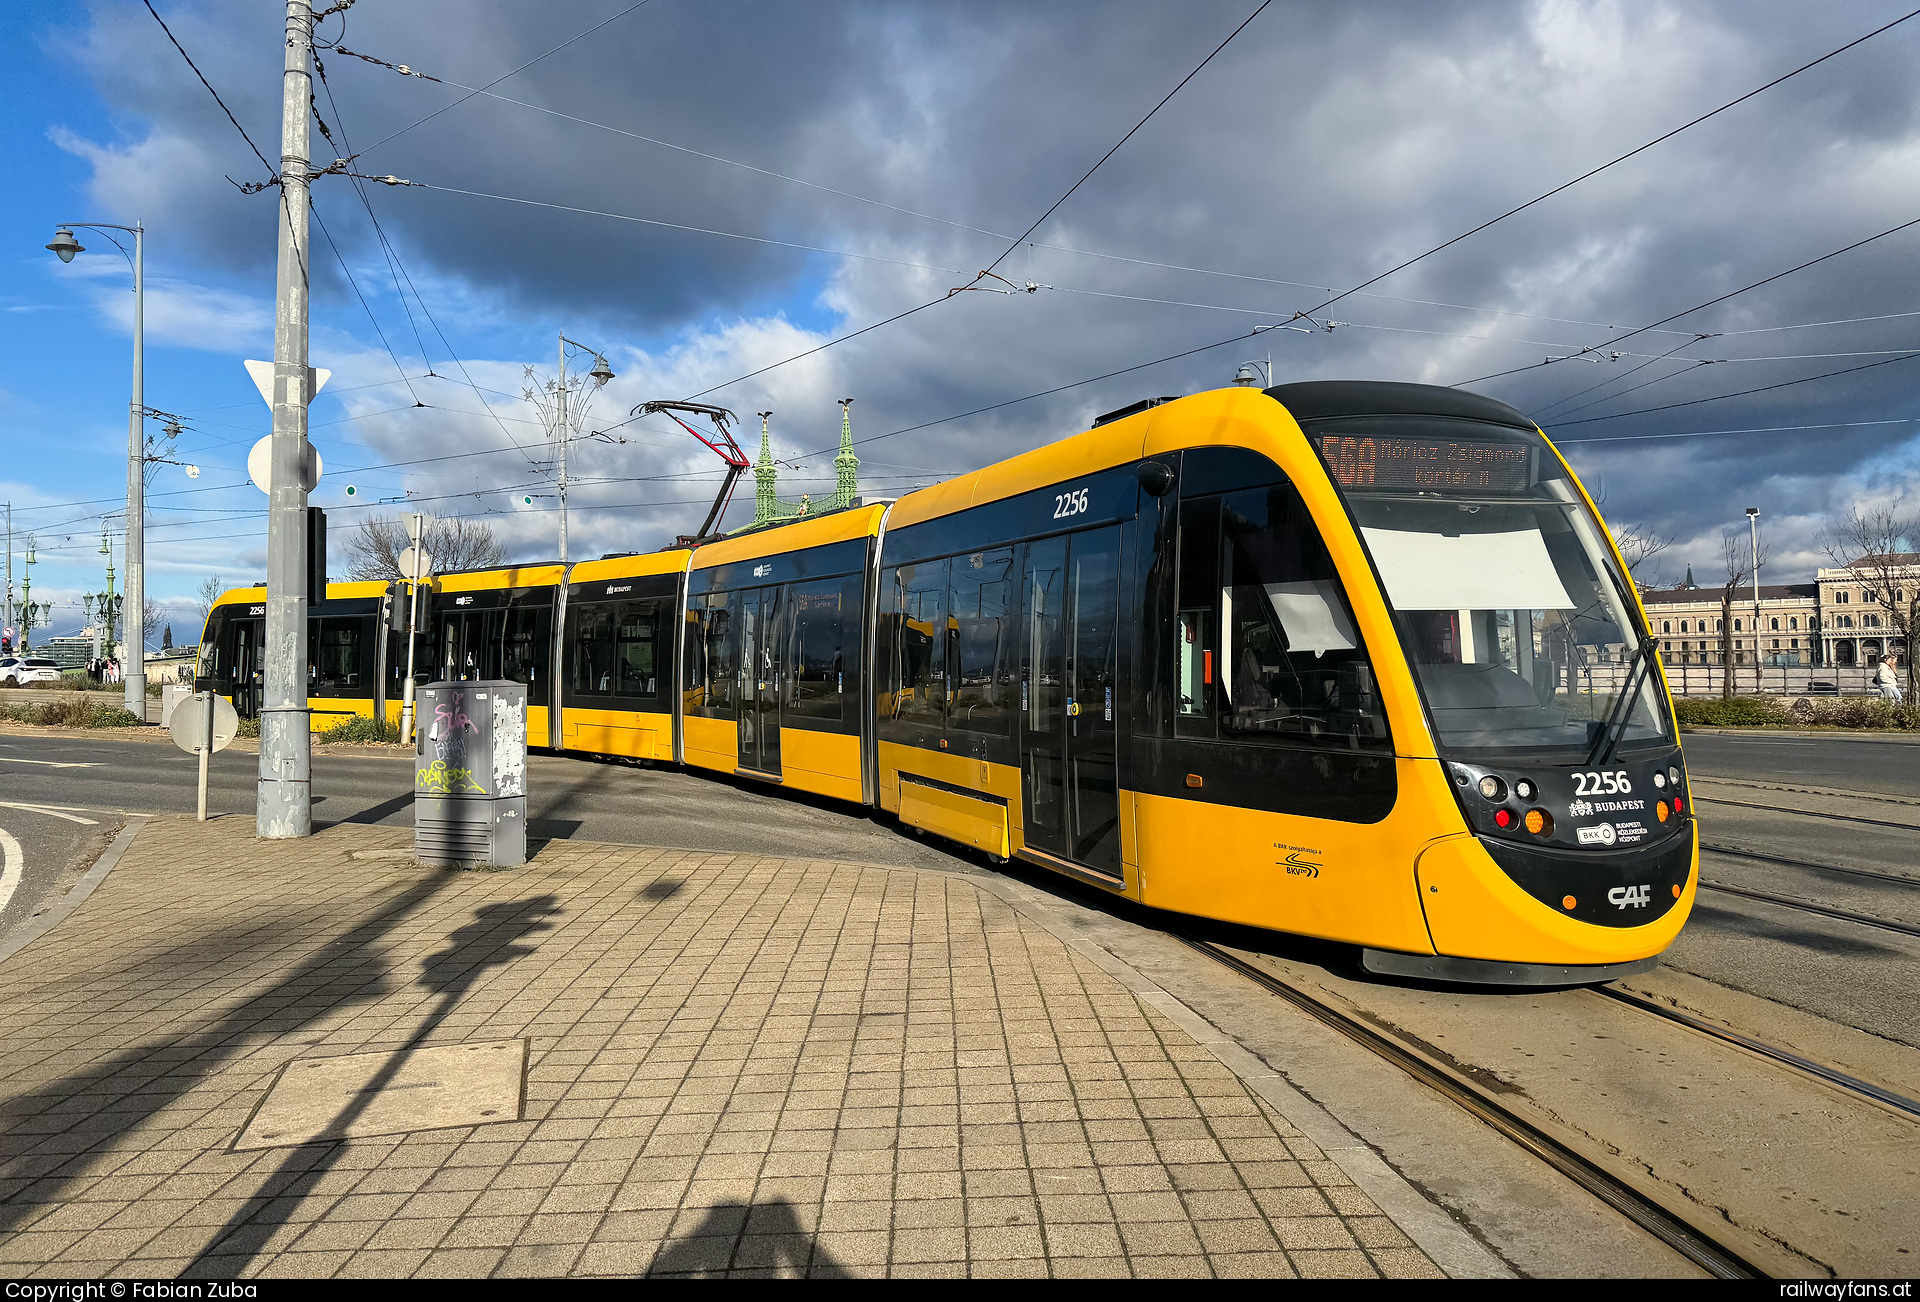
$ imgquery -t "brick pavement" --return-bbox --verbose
[0,816,1445,1279]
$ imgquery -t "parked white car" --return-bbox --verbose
[3,657,62,685]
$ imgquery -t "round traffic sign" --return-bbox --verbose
[397,546,434,582]
[170,692,240,755]
[247,436,323,494]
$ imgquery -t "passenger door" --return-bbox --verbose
[738,586,784,775]
[1020,526,1123,877]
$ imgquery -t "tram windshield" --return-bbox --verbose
[1312,416,1670,761]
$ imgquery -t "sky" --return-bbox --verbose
[4,0,1920,647]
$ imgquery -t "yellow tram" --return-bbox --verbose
[200,380,1695,983]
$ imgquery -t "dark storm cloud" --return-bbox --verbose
[55,0,1920,574]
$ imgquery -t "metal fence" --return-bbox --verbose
[1659,664,1882,697]
[1542,662,1884,698]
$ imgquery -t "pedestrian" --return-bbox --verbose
[1875,653,1903,704]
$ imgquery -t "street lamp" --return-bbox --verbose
[1746,507,1762,678]
[47,220,147,719]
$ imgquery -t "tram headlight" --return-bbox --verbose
[1478,775,1506,801]
[1652,772,1667,790]
[1668,765,1682,786]
[1514,778,1537,801]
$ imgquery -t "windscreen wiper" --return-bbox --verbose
[1587,635,1655,769]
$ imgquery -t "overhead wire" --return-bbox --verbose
[354,0,660,158]
[1294,6,1920,324]
[1542,349,1920,427]
[1458,212,1920,391]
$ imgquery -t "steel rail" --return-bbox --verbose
[1692,795,1920,832]
[1699,881,1920,939]
[1692,777,1920,809]
[1178,938,1765,1280]
[1593,986,1920,1121]
[1700,842,1920,888]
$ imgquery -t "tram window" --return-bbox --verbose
[949,547,1016,736]
[502,609,544,686]
[886,560,948,727]
[788,576,861,725]
[571,605,618,695]
[1174,496,1221,739]
[1212,485,1387,748]
[616,599,665,699]
[309,617,366,695]
[685,594,736,718]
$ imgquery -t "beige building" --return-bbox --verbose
[1641,580,1821,668]
[1815,554,1917,668]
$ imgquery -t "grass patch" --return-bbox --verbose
[1674,694,1920,730]
[0,694,144,728]
[316,713,403,745]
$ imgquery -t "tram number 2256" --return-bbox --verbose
[1573,769,1631,795]
[1053,487,1090,519]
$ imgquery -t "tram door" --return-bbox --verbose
[1021,526,1122,876]
[738,586,784,775]
[232,618,264,718]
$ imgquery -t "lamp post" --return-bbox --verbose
[1746,507,1762,685]
[47,221,146,718]
[19,538,35,651]
[551,334,615,564]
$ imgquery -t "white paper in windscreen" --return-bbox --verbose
[1361,527,1575,611]
[1264,582,1358,653]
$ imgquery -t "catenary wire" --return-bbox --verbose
[1294,7,1920,324]
[354,0,659,158]
[1543,349,1920,427]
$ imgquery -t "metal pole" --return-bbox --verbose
[125,224,146,718]
[259,0,314,839]
[1748,508,1761,683]
[4,502,11,653]
[197,690,212,821]
[399,512,425,743]
[556,332,568,565]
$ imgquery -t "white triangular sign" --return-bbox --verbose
[243,361,333,407]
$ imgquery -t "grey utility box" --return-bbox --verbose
[415,679,528,868]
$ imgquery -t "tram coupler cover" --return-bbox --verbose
[414,679,528,868]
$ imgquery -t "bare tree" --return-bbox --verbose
[342,515,505,582]
[194,575,225,626]
[1818,501,1919,698]
[142,597,163,652]
[1611,522,1674,592]
[1717,528,1768,699]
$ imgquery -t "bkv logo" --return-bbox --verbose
[1278,850,1321,878]
[1607,884,1651,910]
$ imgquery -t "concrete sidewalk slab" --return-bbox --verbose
[0,817,1451,1279]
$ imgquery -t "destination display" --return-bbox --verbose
[1316,433,1533,493]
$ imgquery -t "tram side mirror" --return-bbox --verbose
[1137,460,1176,497]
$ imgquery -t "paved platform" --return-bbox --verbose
[0,816,1448,1279]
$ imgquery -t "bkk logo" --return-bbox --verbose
[1576,823,1618,846]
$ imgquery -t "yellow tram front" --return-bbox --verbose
[1269,381,1696,980]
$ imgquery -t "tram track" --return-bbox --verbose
[1698,842,1919,888]
[1697,880,1920,940]
[1691,777,1920,809]
[1691,795,1920,832]
[1591,986,1920,1122]
[1179,937,1767,1280]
